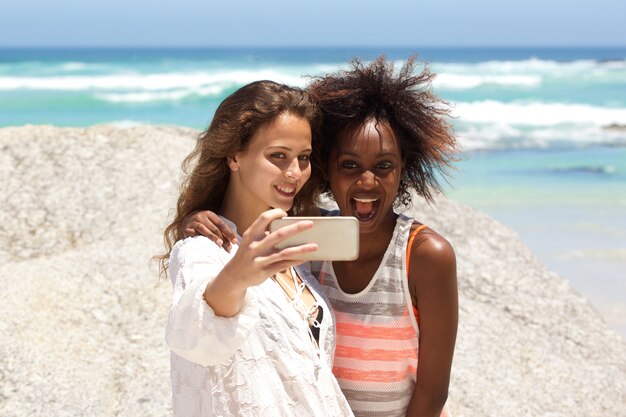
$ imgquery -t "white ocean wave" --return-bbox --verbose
[392,57,581,74]
[438,58,622,74]
[453,100,626,127]
[457,123,626,151]
[453,101,626,150]
[2,58,622,94]
[435,74,541,89]
[59,62,90,72]
[0,70,308,91]
[600,60,626,69]
[108,120,147,128]
[388,59,543,88]
[432,58,626,89]
[95,85,227,103]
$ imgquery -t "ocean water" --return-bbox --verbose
[1,47,625,335]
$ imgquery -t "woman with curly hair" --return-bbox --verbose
[159,80,354,417]
[183,57,458,417]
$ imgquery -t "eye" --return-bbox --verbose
[298,154,311,161]
[340,160,358,169]
[376,161,393,170]
[270,152,286,159]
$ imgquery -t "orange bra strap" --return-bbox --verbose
[406,224,428,272]
[406,224,427,323]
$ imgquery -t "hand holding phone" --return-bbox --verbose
[270,216,359,261]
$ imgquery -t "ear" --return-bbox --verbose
[227,153,240,171]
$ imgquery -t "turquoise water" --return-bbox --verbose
[445,147,626,336]
[1,47,625,335]
[450,147,626,207]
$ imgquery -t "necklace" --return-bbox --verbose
[272,269,321,329]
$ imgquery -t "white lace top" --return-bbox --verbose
[165,220,354,417]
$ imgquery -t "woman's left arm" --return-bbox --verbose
[406,231,458,417]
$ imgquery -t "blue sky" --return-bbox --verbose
[1,0,625,47]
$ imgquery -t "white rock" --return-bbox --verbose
[0,125,624,417]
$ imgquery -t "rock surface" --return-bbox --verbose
[0,125,624,417]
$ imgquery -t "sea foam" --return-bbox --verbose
[453,100,626,150]
[95,85,227,103]
[435,74,541,89]
[433,58,626,90]
[0,70,308,92]
[454,100,626,126]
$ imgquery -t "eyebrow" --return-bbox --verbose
[337,150,398,158]
[267,145,312,152]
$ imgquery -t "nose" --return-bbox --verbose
[358,170,376,189]
[285,157,302,180]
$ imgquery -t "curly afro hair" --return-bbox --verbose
[308,56,458,207]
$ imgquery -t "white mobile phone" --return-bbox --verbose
[269,216,359,261]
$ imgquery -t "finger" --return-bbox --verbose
[260,242,318,265]
[183,210,202,230]
[262,220,314,249]
[277,242,318,259]
[183,227,197,238]
[188,210,202,221]
[191,214,225,239]
[246,208,288,240]
[195,223,224,247]
[202,221,227,244]
[266,259,308,275]
[206,212,238,244]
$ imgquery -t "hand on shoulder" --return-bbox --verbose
[181,210,239,252]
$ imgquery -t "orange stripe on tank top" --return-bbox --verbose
[335,345,418,361]
[333,366,418,383]
[336,322,417,340]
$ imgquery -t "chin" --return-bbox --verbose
[272,200,294,211]
[356,219,379,233]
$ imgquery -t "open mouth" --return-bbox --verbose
[275,184,296,198]
[351,197,380,221]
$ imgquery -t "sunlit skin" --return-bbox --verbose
[327,119,404,293]
[182,116,458,417]
[205,111,320,318]
[221,112,313,232]
[328,119,458,417]
[329,119,403,233]
[181,113,311,251]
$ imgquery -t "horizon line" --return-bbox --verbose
[1,44,626,49]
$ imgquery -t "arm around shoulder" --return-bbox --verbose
[165,237,260,367]
[406,231,458,417]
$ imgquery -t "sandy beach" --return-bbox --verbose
[0,125,624,417]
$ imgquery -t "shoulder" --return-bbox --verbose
[168,236,234,286]
[407,226,456,290]
[410,228,455,264]
[171,236,231,265]
[173,235,217,254]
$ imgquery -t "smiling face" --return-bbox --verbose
[229,112,313,212]
[328,119,404,234]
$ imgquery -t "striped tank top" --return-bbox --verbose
[313,213,445,417]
